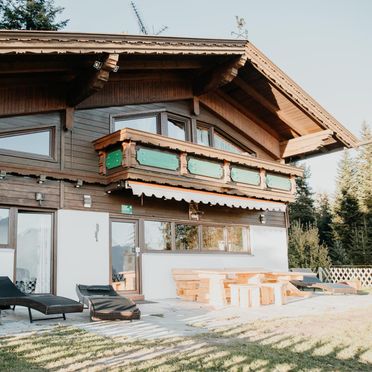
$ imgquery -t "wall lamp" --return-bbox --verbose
[259,213,267,224]
[93,61,103,70]
[75,179,83,188]
[83,194,92,208]
[37,175,46,184]
[0,170,6,180]
[35,192,44,206]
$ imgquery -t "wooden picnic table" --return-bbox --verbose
[172,268,310,308]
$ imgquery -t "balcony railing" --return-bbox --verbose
[93,128,303,202]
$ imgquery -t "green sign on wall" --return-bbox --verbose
[121,204,133,214]
[187,157,224,179]
[266,173,291,191]
[231,166,260,185]
[106,149,122,169]
[137,147,179,171]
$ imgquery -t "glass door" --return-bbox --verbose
[111,220,139,293]
[16,212,53,293]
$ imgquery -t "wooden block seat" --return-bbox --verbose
[0,276,83,323]
[76,284,141,321]
[230,284,261,308]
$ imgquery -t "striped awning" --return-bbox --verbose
[126,181,286,212]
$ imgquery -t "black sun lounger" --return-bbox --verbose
[290,275,357,294]
[0,276,83,323]
[76,284,141,321]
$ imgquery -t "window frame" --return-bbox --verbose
[141,216,252,255]
[0,125,57,162]
[0,207,12,248]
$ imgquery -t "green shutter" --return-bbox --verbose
[266,173,291,191]
[231,166,260,185]
[106,149,122,169]
[137,147,179,171]
[187,157,224,179]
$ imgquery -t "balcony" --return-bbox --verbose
[93,128,303,203]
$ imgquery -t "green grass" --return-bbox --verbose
[0,308,371,371]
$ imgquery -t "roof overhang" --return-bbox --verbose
[126,181,287,212]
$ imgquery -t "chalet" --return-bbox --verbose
[0,31,357,300]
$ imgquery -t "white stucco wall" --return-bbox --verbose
[0,248,14,279]
[141,225,288,299]
[56,210,110,300]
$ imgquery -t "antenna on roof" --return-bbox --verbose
[231,16,248,39]
[130,1,168,36]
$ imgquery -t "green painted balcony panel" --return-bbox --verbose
[187,157,224,179]
[106,149,122,169]
[231,166,260,186]
[266,173,292,191]
[137,147,179,171]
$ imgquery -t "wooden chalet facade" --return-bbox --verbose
[0,31,357,300]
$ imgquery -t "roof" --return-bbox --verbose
[0,30,359,153]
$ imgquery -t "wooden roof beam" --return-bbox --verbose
[280,130,336,158]
[232,77,306,136]
[193,54,247,96]
[199,92,281,159]
[67,53,119,107]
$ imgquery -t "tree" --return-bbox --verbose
[0,0,68,30]
[288,221,331,271]
[288,165,316,227]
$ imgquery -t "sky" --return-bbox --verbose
[56,0,372,196]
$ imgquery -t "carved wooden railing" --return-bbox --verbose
[93,128,303,202]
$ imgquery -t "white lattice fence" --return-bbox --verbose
[319,267,372,288]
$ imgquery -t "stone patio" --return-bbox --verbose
[1,293,371,340]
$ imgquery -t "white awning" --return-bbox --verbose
[126,181,286,212]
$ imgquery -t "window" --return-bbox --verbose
[0,128,53,158]
[113,115,158,133]
[214,132,243,154]
[167,118,186,141]
[0,208,9,245]
[175,224,198,251]
[144,221,172,251]
[196,126,210,146]
[143,219,251,254]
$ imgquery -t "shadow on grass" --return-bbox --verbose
[0,324,370,371]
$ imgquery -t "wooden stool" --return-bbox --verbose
[230,284,261,308]
[260,283,285,306]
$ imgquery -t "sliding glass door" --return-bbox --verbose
[111,220,139,293]
[16,212,53,293]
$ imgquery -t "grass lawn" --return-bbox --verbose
[0,306,371,371]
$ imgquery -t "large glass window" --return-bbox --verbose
[16,212,53,293]
[144,221,172,251]
[0,129,52,157]
[226,226,250,253]
[113,116,158,133]
[214,132,243,154]
[167,118,186,141]
[0,208,9,245]
[175,224,198,251]
[202,226,225,251]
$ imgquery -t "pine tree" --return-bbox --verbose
[288,221,331,271]
[0,0,68,30]
[288,165,316,227]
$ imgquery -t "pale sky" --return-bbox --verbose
[56,0,372,196]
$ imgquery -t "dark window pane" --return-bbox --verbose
[0,208,9,245]
[167,119,186,141]
[114,116,157,133]
[175,224,198,250]
[196,126,210,146]
[202,226,225,251]
[111,221,136,291]
[214,132,243,154]
[0,130,51,157]
[227,226,250,253]
[144,221,172,250]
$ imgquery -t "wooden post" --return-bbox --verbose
[260,168,266,189]
[180,152,188,175]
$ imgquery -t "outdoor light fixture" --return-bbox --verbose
[259,213,267,224]
[75,179,83,188]
[113,65,119,72]
[83,194,92,208]
[0,170,6,180]
[93,61,102,70]
[35,192,44,206]
[37,175,46,184]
